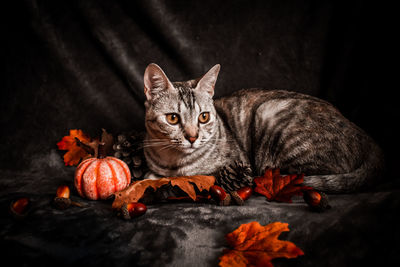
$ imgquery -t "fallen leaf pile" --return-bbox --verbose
[112,175,215,209]
[254,168,313,203]
[219,221,304,267]
[57,129,329,213]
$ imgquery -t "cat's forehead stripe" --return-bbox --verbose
[177,86,195,110]
[190,90,196,109]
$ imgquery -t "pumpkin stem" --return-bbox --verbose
[97,142,107,159]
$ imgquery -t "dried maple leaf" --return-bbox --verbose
[112,175,215,209]
[99,128,114,156]
[254,169,312,203]
[219,221,304,267]
[57,129,92,166]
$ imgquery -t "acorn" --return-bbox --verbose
[210,185,231,206]
[231,186,253,205]
[118,202,147,220]
[303,189,331,212]
[53,185,83,210]
[10,197,31,219]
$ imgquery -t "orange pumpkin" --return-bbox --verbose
[74,157,131,200]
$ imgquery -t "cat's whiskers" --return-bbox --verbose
[141,142,169,146]
[158,144,176,152]
[142,140,170,143]
[143,140,168,142]
[140,138,182,151]
[139,142,172,149]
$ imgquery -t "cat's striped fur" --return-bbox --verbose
[143,64,383,193]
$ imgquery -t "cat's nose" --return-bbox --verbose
[186,135,198,144]
[188,136,197,144]
[184,126,198,144]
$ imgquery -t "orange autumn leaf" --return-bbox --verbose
[219,221,304,267]
[254,169,313,203]
[112,175,215,209]
[57,129,92,166]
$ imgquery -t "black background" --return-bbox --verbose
[1,1,399,266]
[2,0,398,179]
[2,1,397,180]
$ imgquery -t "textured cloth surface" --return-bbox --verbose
[2,1,396,174]
[1,1,398,266]
[1,168,399,266]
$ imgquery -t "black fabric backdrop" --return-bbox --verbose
[1,1,399,266]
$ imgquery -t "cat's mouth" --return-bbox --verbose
[181,143,198,151]
[154,137,202,153]
[178,141,201,153]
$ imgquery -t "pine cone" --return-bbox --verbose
[216,161,254,193]
[113,131,148,181]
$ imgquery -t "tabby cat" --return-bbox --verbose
[143,63,383,193]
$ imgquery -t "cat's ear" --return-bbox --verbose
[196,64,220,97]
[144,63,174,101]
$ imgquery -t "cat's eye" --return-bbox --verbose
[166,113,180,125]
[198,112,210,123]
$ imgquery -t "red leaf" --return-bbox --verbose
[219,221,304,267]
[254,168,312,203]
[57,129,92,166]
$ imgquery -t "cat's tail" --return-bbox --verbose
[303,142,385,193]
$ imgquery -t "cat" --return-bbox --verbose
[142,63,384,193]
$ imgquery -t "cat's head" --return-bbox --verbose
[143,63,220,153]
